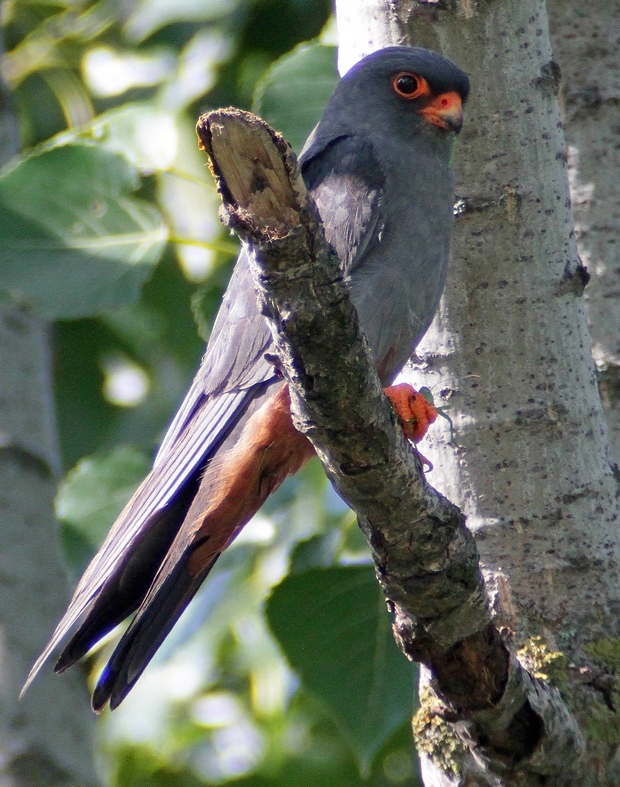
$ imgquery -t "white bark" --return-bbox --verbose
[547,0,620,462]
[336,0,620,783]
[0,309,98,787]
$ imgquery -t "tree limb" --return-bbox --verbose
[196,108,584,778]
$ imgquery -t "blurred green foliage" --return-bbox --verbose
[1,1,421,784]
[267,566,418,777]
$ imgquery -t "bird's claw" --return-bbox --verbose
[384,383,438,469]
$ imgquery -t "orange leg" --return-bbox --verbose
[384,383,438,469]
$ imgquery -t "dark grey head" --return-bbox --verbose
[308,46,469,153]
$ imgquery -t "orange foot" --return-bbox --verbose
[384,382,438,443]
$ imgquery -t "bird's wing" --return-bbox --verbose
[23,250,276,691]
[301,133,386,277]
[155,250,275,463]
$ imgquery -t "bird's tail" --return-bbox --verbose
[92,385,314,711]
[92,551,216,711]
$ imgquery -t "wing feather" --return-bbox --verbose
[301,135,386,276]
[155,250,274,462]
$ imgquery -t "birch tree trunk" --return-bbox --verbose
[547,0,620,463]
[0,32,98,787]
[336,0,620,783]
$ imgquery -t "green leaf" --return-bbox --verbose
[0,144,167,319]
[56,445,151,572]
[123,0,236,43]
[266,565,417,777]
[89,104,181,172]
[253,42,338,153]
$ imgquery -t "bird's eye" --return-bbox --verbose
[395,74,418,95]
[391,72,428,100]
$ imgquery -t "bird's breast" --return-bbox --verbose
[350,149,455,382]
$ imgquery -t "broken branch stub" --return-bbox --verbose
[197,108,304,240]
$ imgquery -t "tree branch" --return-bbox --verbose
[196,108,584,777]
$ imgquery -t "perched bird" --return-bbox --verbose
[25,46,469,711]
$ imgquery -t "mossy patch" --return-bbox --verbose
[584,637,620,674]
[581,636,620,747]
[411,687,466,775]
[581,701,620,747]
[517,636,568,684]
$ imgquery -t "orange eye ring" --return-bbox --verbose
[391,72,429,100]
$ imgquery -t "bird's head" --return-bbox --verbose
[332,46,469,141]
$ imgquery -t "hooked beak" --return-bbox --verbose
[419,91,464,134]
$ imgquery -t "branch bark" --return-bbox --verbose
[196,108,583,781]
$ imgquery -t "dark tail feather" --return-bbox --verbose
[54,486,200,674]
[55,593,140,675]
[91,552,218,713]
